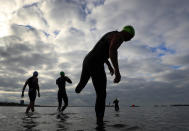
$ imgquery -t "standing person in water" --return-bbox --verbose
[21,71,40,113]
[75,25,135,125]
[56,71,72,112]
[113,98,119,111]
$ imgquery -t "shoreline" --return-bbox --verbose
[0,105,114,107]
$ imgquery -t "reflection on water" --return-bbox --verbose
[22,113,40,130]
[115,113,120,117]
[95,125,106,131]
[0,106,189,131]
[0,107,142,131]
[56,113,69,130]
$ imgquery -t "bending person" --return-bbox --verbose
[75,25,135,125]
[56,71,72,112]
[21,71,40,113]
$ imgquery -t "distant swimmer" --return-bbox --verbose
[56,71,72,112]
[21,71,40,113]
[113,98,119,111]
[75,25,135,125]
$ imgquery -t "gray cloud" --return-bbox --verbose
[0,0,189,106]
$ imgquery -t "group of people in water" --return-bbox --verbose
[21,71,72,113]
[21,25,135,126]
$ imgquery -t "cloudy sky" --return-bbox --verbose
[0,0,189,106]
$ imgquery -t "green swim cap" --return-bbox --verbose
[60,71,65,76]
[122,25,135,37]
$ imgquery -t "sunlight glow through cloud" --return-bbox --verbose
[0,0,189,106]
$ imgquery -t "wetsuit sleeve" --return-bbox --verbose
[105,59,111,68]
[109,34,122,73]
[22,79,29,92]
[65,76,72,84]
[105,59,114,75]
[56,78,59,85]
[109,34,122,83]
[36,78,40,93]
[56,79,58,85]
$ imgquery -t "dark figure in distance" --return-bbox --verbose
[21,71,40,113]
[113,98,119,111]
[56,71,72,112]
[75,25,135,125]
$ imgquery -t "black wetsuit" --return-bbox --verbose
[113,99,119,111]
[56,76,72,111]
[26,77,39,102]
[76,31,118,120]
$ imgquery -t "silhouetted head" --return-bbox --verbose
[121,25,135,41]
[33,71,38,77]
[60,71,65,77]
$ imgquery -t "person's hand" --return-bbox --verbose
[21,92,24,98]
[114,71,121,83]
[21,91,24,98]
[38,93,40,97]
[75,88,80,94]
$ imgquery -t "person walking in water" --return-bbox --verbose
[113,98,119,111]
[21,71,40,113]
[75,25,135,125]
[56,71,72,112]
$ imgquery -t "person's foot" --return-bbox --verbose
[25,110,29,114]
[75,86,83,93]
[31,108,35,112]
[25,108,30,114]
[57,107,61,112]
[61,106,66,112]
[96,117,104,126]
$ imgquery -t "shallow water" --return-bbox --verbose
[0,106,189,131]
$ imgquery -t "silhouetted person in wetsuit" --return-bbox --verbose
[75,25,135,125]
[113,98,119,111]
[21,71,40,113]
[56,71,72,112]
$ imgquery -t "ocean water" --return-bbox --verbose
[0,106,189,131]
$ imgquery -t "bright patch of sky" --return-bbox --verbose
[0,0,189,106]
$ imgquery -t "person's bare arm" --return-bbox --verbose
[109,34,122,83]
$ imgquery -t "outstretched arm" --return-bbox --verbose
[21,80,28,97]
[109,35,122,83]
[105,59,114,76]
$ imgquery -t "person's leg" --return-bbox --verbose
[26,92,32,113]
[117,105,119,111]
[115,105,118,111]
[27,91,35,113]
[61,94,68,112]
[58,92,62,111]
[75,59,90,93]
[26,103,31,113]
[30,92,36,112]
[31,101,35,112]
[91,65,107,125]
